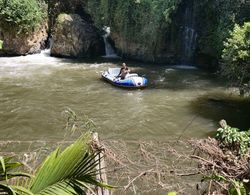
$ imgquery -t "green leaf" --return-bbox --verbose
[0,156,6,174]
[0,40,3,49]
[12,186,34,195]
[0,183,16,195]
[35,180,79,195]
[0,172,32,181]
[29,132,112,194]
[1,162,23,173]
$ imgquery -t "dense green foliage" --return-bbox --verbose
[0,0,45,33]
[86,0,249,64]
[216,124,250,155]
[0,156,31,180]
[221,22,250,94]
[196,0,248,58]
[206,123,250,194]
[86,0,181,49]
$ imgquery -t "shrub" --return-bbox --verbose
[216,121,250,154]
[221,22,250,95]
[0,0,45,33]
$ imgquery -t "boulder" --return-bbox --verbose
[50,13,103,58]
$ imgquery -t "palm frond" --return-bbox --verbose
[0,183,16,195]
[12,185,34,195]
[0,162,23,173]
[35,180,78,195]
[71,152,101,177]
[75,177,113,190]
[0,156,28,182]
[0,156,6,174]
[29,132,111,194]
[0,172,32,181]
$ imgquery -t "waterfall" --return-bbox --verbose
[183,27,197,60]
[103,35,116,57]
[49,36,53,51]
[102,26,119,58]
[181,2,197,64]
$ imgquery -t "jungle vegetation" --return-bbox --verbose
[0,0,46,33]
[221,22,250,96]
[86,0,182,50]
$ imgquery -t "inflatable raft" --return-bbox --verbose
[101,68,148,88]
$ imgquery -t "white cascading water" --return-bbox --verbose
[181,3,197,64]
[102,26,119,58]
[0,49,66,80]
[183,27,197,61]
[0,49,60,66]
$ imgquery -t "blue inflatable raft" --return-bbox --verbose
[101,68,148,88]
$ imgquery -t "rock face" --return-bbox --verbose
[86,0,248,68]
[1,0,247,65]
[50,13,103,58]
[0,24,48,55]
[48,0,89,28]
[0,0,104,57]
[109,0,198,64]
[86,0,199,64]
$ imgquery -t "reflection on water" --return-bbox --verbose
[0,52,248,144]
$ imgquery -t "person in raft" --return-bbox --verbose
[117,63,130,79]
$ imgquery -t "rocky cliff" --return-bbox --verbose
[107,0,198,64]
[0,0,104,58]
[0,0,248,69]
[0,23,48,55]
[86,0,248,68]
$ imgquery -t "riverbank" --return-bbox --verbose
[0,135,200,194]
[0,110,249,194]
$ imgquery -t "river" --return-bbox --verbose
[0,50,249,193]
[0,50,226,142]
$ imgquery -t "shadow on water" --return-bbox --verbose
[189,92,250,130]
